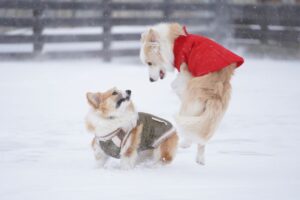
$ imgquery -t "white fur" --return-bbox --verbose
[171,64,193,100]
[174,114,207,145]
[92,139,108,168]
[196,145,205,165]
[180,139,192,148]
[151,23,175,72]
[148,66,160,81]
[152,147,161,163]
[119,133,138,169]
[120,151,138,170]
[86,108,138,139]
[140,23,175,82]
[185,101,205,116]
[139,43,146,65]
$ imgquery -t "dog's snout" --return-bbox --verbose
[150,78,155,82]
[126,90,131,96]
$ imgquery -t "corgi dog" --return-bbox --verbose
[140,23,244,165]
[85,88,178,169]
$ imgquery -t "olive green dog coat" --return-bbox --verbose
[98,112,174,159]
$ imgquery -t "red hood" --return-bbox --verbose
[173,30,244,77]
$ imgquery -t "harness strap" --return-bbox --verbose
[121,130,132,148]
[151,117,168,125]
[95,128,122,141]
[152,127,176,148]
[183,26,189,35]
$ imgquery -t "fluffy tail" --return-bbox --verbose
[175,97,224,141]
[175,65,234,141]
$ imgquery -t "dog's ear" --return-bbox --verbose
[86,92,101,109]
[148,28,159,43]
[140,31,146,42]
[169,23,185,40]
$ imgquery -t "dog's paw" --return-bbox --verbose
[196,155,205,165]
[120,156,136,170]
[95,159,107,168]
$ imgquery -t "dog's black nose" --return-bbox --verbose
[126,90,131,95]
[150,78,155,82]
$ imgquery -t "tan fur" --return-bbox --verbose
[159,132,179,164]
[86,87,178,168]
[86,88,127,118]
[179,64,235,141]
[127,101,135,112]
[143,44,163,66]
[91,137,97,150]
[142,28,164,67]
[124,124,143,157]
[168,23,185,42]
[86,121,95,132]
[140,23,238,164]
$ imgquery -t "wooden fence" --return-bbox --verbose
[0,0,299,60]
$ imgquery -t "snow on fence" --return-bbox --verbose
[0,0,299,61]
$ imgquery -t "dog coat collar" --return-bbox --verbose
[97,112,175,159]
[95,128,123,141]
[173,27,244,77]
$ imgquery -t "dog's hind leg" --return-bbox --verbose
[196,144,205,165]
[158,132,179,164]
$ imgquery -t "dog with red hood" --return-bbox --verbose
[140,23,244,165]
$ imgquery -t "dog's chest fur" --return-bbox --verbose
[86,109,138,137]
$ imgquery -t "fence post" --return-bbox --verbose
[163,0,171,22]
[33,1,44,55]
[102,0,112,62]
[213,0,231,44]
[260,3,269,45]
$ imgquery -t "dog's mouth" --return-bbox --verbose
[116,94,131,108]
[160,70,165,79]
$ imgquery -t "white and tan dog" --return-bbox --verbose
[85,88,178,169]
[140,23,244,165]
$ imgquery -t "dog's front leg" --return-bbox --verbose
[120,151,138,170]
[196,144,205,165]
[91,138,109,168]
[171,63,192,100]
[120,125,142,170]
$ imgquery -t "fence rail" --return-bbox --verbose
[0,0,299,60]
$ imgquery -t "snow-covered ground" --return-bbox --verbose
[0,58,299,200]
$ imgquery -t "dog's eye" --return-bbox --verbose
[147,62,152,66]
[112,91,118,95]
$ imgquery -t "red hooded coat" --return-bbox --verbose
[173,28,244,77]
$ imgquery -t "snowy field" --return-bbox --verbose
[0,57,300,200]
